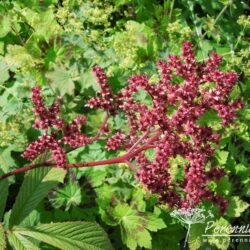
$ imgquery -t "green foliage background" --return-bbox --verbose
[0,0,249,249]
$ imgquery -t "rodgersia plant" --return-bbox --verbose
[1,42,243,214]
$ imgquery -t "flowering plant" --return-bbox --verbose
[0,0,249,249]
[1,42,242,216]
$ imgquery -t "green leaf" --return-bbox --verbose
[79,71,99,91]
[79,166,107,188]
[0,98,23,118]
[9,167,66,228]
[226,196,249,217]
[0,176,9,221]
[152,225,185,250]
[168,155,187,182]
[0,42,4,55]
[207,218,230,250]
[87,111,106,132]
[215,176,231,196]
[17,222,113,250]
[120,219,151,250]
[188,223,207,250]
[0,15,11,38]
[22,8,61,42]
[7,232,40,250]
[229,85,241,100]
[5,45,41,68]
[215,150,229,165]
[0,223,6,250]
[24,35,42,59]
[96,184,113,209]
[234,164,249,180]
[7,233,26,250]
[241,108,250,120]
[50,177,82,210]
[0,59,10,83]
[19,210,40,228]
[46,66,75,96]
[196,110,221,127]
[117,207,166,250]
[188,217,230,250]
[130,189,146,212]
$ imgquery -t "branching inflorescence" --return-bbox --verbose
[12,42,243,213]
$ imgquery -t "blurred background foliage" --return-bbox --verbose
[0,0,249,249]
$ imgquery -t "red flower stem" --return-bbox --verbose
[0,143,155,182]
[127,129,150,154]
[125,161,138,173]
[146,129,161,144]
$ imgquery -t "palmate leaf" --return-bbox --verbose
[79,71,99,91]
[188,218,231,250]
[22,8,61,42]
[50,177,82,211]
[120,211,166,250]
[113,204,166,250]
[16,222,113,250]
[215,150,229,165]
[9,167,66,229]
[207,218,230,250]
[5,45,41,68]
[46,66,75,96]
[0,223,6,250]
[0,146,16,173]
[188,223,207,250]
[226,196,249,217]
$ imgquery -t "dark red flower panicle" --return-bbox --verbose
[23,42,242,213]
[22,88,91,167]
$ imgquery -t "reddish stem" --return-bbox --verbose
[127,129,150,154]
[125,161,138,173]
[0,143,155,181]
[0,123,159,182]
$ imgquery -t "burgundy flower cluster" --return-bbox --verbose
[23,41,242,213]
[31,87,64,130]
[22,88,91,167]
[22,134,66,166]
[87,41,242,213]
[105,130,127,150]
[86,66,116,114]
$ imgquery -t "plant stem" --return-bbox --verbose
[0,142,155,181]
[11,26,25,45]
[193,1,230,55]
[234,22,247,51]
[188,2,205,59]
[168,0,175,23]
[200,2,230,42]
[125,161,138,172]
[127,129,150,154]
